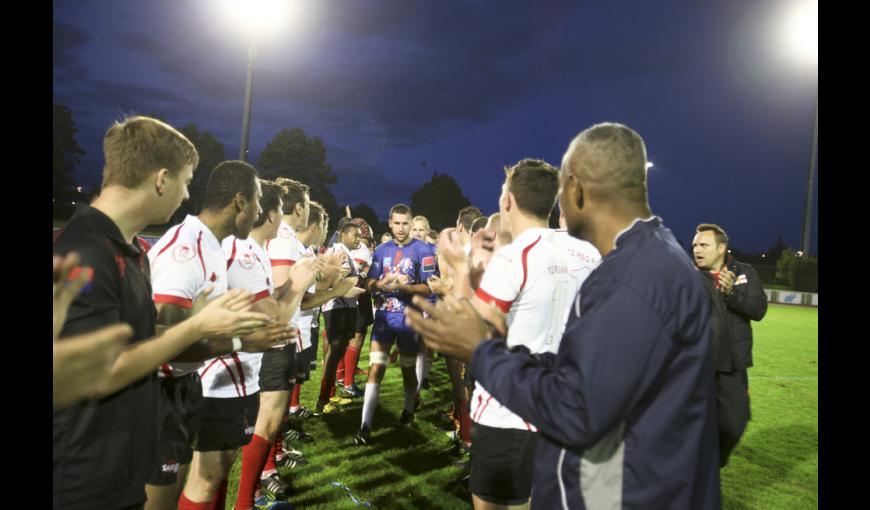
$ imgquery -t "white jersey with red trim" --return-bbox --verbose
[266,220,306,352]
[321,242,360,312]
[217,235,275,397]
[148,215,228,378]
[296,242,318,350]
[350,243,372,278]
[471,227,601,430]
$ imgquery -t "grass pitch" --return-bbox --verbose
[222,303,817,509]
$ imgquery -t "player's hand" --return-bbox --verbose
[290,257,323,292]
[240,323,297,352]
[719,266,736,296]
[343,286,366,299]
[427,275,446,296]
[405,294,489,363]
[470,228,496,269]
[53,322,132,408]
[53,252,92,340]
[437,228,469,273]
[192,288,271,339]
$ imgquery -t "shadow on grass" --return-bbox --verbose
[723,423,817,509]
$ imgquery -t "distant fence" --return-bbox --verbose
[764,288,818,307]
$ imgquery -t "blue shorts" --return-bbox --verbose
[371,310,419,354]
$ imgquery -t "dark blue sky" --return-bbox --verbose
[53,0,818,255]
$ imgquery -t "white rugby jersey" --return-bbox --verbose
[266,220,305,352]
[148,215,227,379]
[215,236,275,398]
[471,227,601,430]
[321,242,360,312]
[295,241,318,350]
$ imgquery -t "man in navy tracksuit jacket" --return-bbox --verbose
[406,123,721,509]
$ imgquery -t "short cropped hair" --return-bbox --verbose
[470,216,488,234]
[505,159,560,220]
[102,116,199,188]
[275,177,309,215]
[307,201,325,228]
[390,204,412,220]
[457,206,483,231]
[412,216,430,228]
[253,180,285,228]
[696,223,729,246]
[202,160,259,212]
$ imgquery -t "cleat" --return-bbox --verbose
[340,384,364,398]
[315,400,341,414]
[283,428,315,443]
[353,424,372,446]
[260,472,295,500]
[254,495,294,509]
[398,409,415,427]
[329,395,353,406]
[289,407,318,419]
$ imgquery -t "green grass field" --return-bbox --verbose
[223,303,818,509]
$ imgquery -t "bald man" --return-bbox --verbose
[406,123,721,509]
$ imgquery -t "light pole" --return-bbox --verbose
[781,0,818,256]
[800,91,817,255]
[240,42,257,162]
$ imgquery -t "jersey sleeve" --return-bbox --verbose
[224,238,272,302]
[475,247,522,313]
[54,232,123,337]
[149,240,204,309]
[368,246,383,281]
[417,244,439,283]
[267,232,301,267]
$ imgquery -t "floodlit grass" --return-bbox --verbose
[222,304,817,509]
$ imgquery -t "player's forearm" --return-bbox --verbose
[397,283,431,296]
[277,287,307,322]
[302,287,342,310]
[91,319,205,397]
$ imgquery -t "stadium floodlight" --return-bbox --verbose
[219,0,303,161]
[781,0,818,68]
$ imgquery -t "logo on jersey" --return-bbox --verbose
[383,257,392,270]
[161,458,180,473]
[279,226,293,239]
[422,256,436,272]
[239,251,256,269]
[172,242,196,263]
[245,425,255,435]
[66,266,94,295]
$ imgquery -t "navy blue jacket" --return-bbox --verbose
[471,217,721,509]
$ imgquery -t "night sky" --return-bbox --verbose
[53,0,818,255]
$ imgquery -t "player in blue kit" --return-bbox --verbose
[353,204,438,445]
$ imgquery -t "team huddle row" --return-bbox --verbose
[54,116,751,510]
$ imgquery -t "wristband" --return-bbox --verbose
[231,337,242,352]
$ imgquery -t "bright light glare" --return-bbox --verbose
[646,162,654,169]
[219,0,299,39]
[781,0,818,66]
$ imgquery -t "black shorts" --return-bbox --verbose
[470,422,540,504]
[310,324,320,368]
[193,393,260,452]
[296,343,314,382]
[148,373,204,486]
[355,293,374,334]
[324,308,357,342]
[259,345,297,392]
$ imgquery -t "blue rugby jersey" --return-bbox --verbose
[368,238,438,313]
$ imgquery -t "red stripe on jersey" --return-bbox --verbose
[270,259,296,267]
[160,364,173,378]
[153,294,193,309]
[196,232,206,279]
[475,288,513,314]
[199,358,221,377]
[218,358,242,397]
[230,353,247,397]
[156,223,185,258]
[519,236,542,293]
[474,395,494,423]
[137,236,152,252]
[354,258,367,265]
[226,239,238,270]
[252,289,270,302]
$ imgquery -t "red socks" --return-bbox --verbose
[290,384,301,409]
[178,493,210,510]
[263,436,279,474]
[235,435,271,509]
[344,346,361,387]
[206,479,227,510]
[336,358,345,383]
[458,399,472,445]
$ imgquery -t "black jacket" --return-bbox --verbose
[723,258,768,370]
